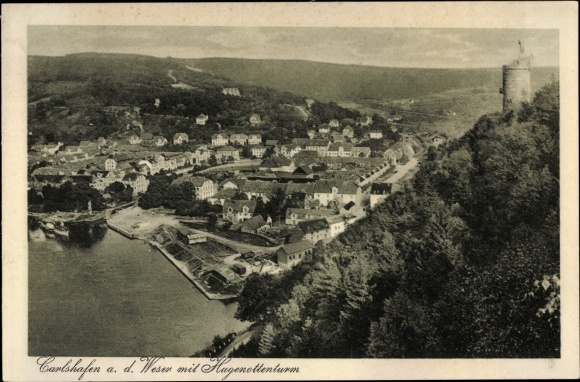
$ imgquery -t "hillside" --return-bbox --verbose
[28,53,559,144]
[187,57,558,103]
[231,81,560,359]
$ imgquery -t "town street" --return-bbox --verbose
[384,157,419,184]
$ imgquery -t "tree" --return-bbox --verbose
[207,213,218,231]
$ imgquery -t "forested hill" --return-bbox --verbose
[28,53,362,146]
[189,57,558,102]
[233,81,560,358]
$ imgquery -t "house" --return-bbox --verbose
[305,98,315,108]
[223,200,258,222]
[153,136,168,147]
[250,145,267,158]
[318,124,330,134]
[285,208,337,225]
[304,140,330,155]
[219,178,243,191]
[241,180,277,202]
[90,170,124,191]
[351,146,371,158]
[240,215,272,234]
[176,227,207,245]
[97,137,107,147]
[173,133,189,145]
[313,180,362,207]
[327,143,353,157]
[222,87,241,97]
[328,119,340,128]
[384,149,397,165]
[307,130,317,139]
[216,146,240,161]
[331,133,345,143]
[357,116,373,127]
[128,134,142,145]
[247,134,262,145]
[64,146,83,154]
[211,133,229,146]
[431,136,444,147]
[171,175,215,200]
[297,219,330,244]
[207,188,238,206]
[104,158,117,171]
[370,183,392,209]
[259,155,295,172]
[340,201,366,223]
[342,127,354,138]
[122,173,149,195]
[280,144,302,158]
[249,114,261,125]
[326,215,346,237]
[34,142,64,155]
[233,264,247,275]
[369,130,383,139]
[141,132,155,146]
[276,239,313,268]
[196,114,209,125]
[230,133,248,145]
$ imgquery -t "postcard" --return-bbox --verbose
[3,2,578,381]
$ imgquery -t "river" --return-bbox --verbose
[28,227,249,357]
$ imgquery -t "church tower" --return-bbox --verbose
[501,41,531,112]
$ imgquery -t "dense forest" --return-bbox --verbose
[232,81,560,358]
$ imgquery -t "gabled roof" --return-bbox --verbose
[212,188,238,199]
[173,133,188,140]
[241,215,268,231]
[298,218,329,234]
[261,155,292,168]
[212,133,229,139]
[265,140,279,146]
[217,145,238,152]
[293,165,313,175]
[224,199,258,213]
[230,133,248,139]
[278,239,313,255]
[248,134,262,139]
[172,175,212,187]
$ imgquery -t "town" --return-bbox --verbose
[28,93,444,298]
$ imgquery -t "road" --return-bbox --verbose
[217,330,255,357]
[384,157,418,184]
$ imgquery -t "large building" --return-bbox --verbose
[501,42,532,112]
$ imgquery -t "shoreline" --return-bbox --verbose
[147,239,238,301]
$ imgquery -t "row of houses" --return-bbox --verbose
[29,169,149,195]
[211,133,263,146]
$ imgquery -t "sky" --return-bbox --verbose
[28,26,559,69]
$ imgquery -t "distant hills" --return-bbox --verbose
[187,57,558,103]
[27,53,559,140]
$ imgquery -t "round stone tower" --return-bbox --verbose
[501,56,531,112]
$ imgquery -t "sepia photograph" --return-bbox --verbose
[3,2,579,381]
